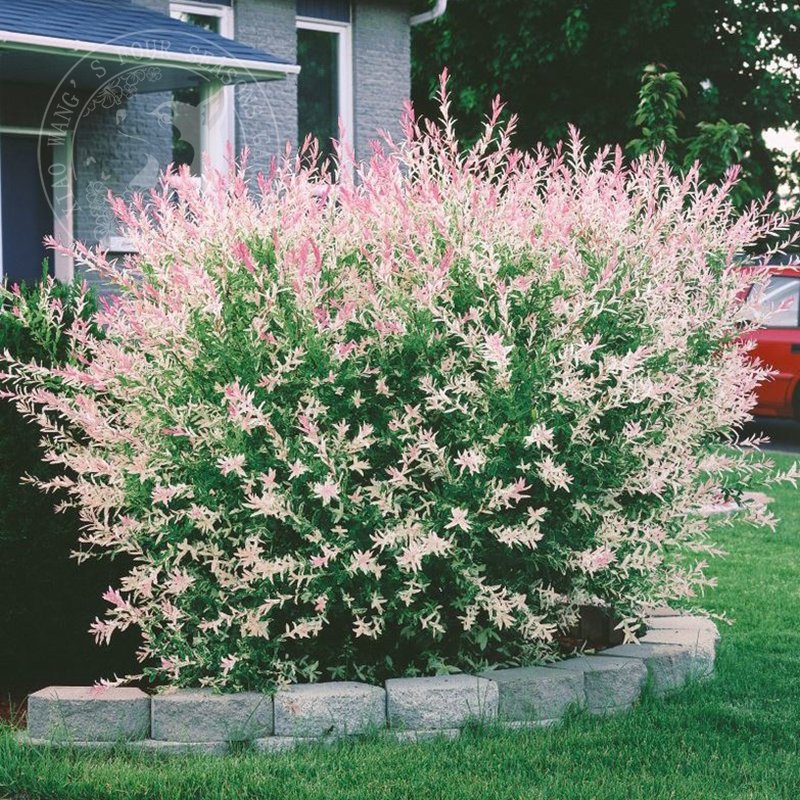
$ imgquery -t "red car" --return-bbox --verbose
[742,265,800,419]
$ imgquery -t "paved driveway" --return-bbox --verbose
[742,417,800,454]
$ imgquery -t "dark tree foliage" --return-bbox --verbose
[628,65,756,208]
[411,0,800,202]
[0,279,138,695]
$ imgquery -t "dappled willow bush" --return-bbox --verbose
[2,76,797,690]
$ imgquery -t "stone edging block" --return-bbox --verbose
[273,681,386,737]
[391,727,461,742]
[254,736,320,752]
[134,739,230,755]
[386,674,499,730]
[16,732,229,755]
[151,689,273,742]
[27,687,150,742]
[596,640,707,694]
[644,615,720,641]
[640,628,718,669]
[545,655,647,713]
[477,665,582,721]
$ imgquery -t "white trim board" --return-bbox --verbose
[51,134,74,282]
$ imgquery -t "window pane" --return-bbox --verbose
[174,11,221,34]
[297,27,339,160]
[748,276,800,327]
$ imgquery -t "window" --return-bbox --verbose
[296,5,353,163]
[747,275,800,328]
[169,2,234,175]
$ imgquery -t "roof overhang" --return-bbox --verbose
[0,31,299,93]
[0,0,300,92]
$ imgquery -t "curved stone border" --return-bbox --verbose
[20,612,719,754]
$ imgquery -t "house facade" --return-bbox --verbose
[0,0,428,287]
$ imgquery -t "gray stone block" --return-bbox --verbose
[391,728,461,743]
[477,666,583,722]
[386,674,499,730]
[641,605,679,617]
[546,655,646,712]
[500,719,557,730]
[132,739,228,755]
[597,640,710,694]
[645,615,720,642]
[273,682,386,737]
[640,627,718,667]
[27,686,150,742]
[151,690,273,742]
[18,732,119,750]
[254,736,318,752]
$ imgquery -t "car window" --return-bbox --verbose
[747,275,800,327]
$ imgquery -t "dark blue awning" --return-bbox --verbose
[0,0,298,91]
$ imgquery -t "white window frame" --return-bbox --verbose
[171,1,234,38]
[296,15,355,159]
[169,1,236,175]
[0,127,73,283]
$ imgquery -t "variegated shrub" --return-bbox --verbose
[2,78,797,690]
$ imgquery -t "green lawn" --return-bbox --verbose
[2,452,799,800]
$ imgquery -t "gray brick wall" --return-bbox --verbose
[73,93,171,245]
[353,0,410,162]
[234,0,298,175]
[73,0,172,288]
